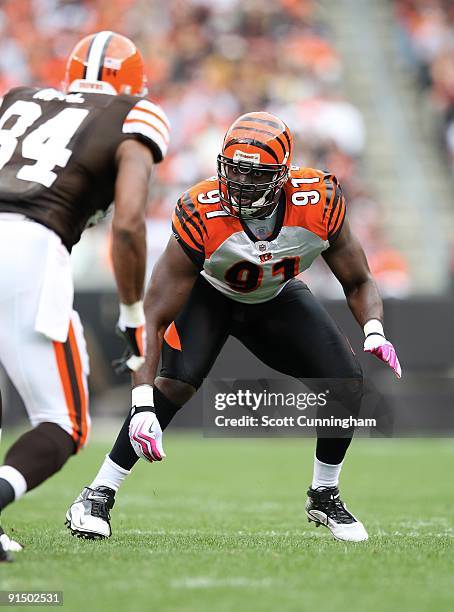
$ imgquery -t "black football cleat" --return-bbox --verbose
[0,541,12,562]
[305,486,368,542]
[65,486,115,540]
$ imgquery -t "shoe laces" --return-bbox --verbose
[310,487,356,524]
[86,488,114,520]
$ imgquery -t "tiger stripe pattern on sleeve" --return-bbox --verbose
[322,173,346,244]
[172,189,208,269]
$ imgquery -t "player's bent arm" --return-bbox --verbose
[112,139,154,305]
[133,235,200,386]
[322,217,383,327]
[323,219,402,378]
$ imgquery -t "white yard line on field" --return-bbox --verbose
[123,528,454,539]
[171,577,275,589]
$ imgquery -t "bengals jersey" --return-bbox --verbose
[172,166,346,303]
[0,86,170,250]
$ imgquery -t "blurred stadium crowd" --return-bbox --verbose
[3,0,447,297]
[395,0,454,172]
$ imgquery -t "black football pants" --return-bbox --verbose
[160,276,363,464]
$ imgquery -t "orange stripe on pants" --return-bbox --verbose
[53,339,79,445]
[68,322,89,448]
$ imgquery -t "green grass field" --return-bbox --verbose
[1,433,453,612]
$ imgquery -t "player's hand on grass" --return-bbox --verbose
[129,384,166,462]
[113,301,146,374]
[363,319,401,379]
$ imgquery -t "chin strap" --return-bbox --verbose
[234,193,281,220]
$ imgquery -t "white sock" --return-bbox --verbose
[89,455,130,492]
[311,456,343,489]
[0,465,27,499]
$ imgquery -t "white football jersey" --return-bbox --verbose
[172,167,346,303]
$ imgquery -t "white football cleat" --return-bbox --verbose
[65,486,115,540]
[0,526,22,556]
[305,486,368,542]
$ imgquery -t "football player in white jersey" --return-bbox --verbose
[0,31,170,561]
[67,112,400,543]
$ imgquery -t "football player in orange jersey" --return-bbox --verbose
[0,31,170,561]
[69,112,401,543]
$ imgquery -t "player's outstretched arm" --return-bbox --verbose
[323,218,401,378]
[134,234,200,387]
[126,236,199,462]
[111,139,154,372]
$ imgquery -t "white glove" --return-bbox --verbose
[128,385,166,462]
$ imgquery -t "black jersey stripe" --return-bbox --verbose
[172,223,205,269]
[322,174,336,220]
[327,190,344,232]
[174,206,204,251]
[177,198,205,243]
[181,192,208,235]
[329,203,346,243]
[178,195,204,239]
[225,138,280,163]
[331,196,345,232]
[175,208,203,251]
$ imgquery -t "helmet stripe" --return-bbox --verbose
[96,32,113,81]
[243,115,284,130]
[225,137,280,163]
[281,128,291,150]
[232,126,287,158]
[85,31,113,81]
[237,125,284,141]
[274,135,287,157]
[83,36,96,78]
[233,126,277,139]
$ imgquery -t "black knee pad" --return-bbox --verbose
[155,376,196,406]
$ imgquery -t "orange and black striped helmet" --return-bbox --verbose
[63,31,147,97]
[217,111,293,219]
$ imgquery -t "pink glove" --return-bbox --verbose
[363,320,402,379]
[128,385,166,463]
[129,411,165,462]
